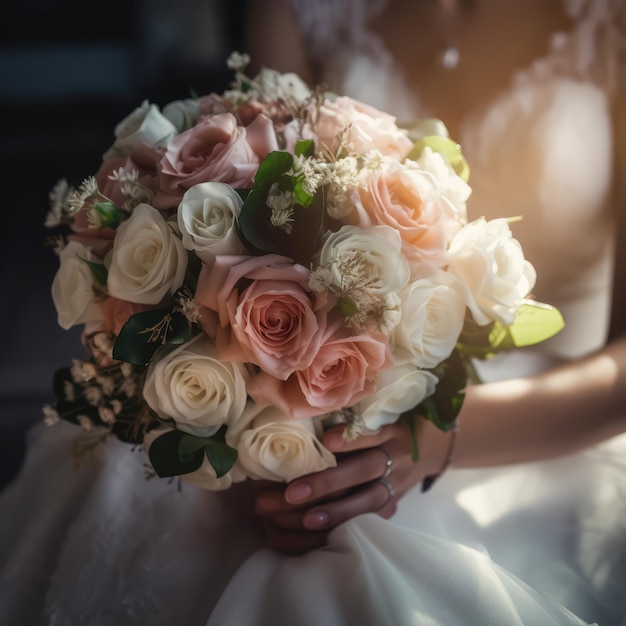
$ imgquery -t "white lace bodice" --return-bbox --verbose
[289,0,626,361]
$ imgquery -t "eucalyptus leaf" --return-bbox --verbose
[204,440,238,478]
[148,429,204,477]
[112,309,192,365]
[405,135,470,182]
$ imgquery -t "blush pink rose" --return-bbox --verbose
[314,96,413,160]
[159,112,279,195]
[354,159,462,273]
[195,254,328,380]
[95,154,180,213]
[247,321,391,419]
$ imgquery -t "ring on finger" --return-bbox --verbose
[378,477,396,503]
[378,446,393,479]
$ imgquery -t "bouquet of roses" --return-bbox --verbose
[43,52,564,490]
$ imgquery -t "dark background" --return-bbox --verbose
[0,0,249,490]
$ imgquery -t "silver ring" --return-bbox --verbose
[379,447,393,479]
[378,477,396,502]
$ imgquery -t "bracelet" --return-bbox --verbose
[421,419,459,493]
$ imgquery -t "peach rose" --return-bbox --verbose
[195,254,327,380]
[314,96,412,160]
[354,159,463,273]
[247,321,391,419]
[97,296,153,337]
[159,112,278,195]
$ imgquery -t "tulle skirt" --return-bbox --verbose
[1,419,625,626]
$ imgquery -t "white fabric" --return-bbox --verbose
[2,1,626,624]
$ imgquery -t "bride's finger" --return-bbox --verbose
[301,478,398,530]
[284,446,397,505]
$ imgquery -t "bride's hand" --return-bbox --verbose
[254,418,453,554]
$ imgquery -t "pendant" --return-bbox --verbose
[440,45,460,69]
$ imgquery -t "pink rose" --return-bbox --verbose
[314,96,412,160]
[195,254,328,380]
[95,155,179,213]
[159,112,279,195]
[353,159,461,273]
[247,321,391,419]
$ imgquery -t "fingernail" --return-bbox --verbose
[303,511,329,529]
[323,430,345,451]
[286,482,312,503]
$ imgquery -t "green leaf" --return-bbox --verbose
[338,296,359,317]
[504,301,565,348]
[148,429,204,477]
[458,301,565,360]
[237,151,324,265]
[295,139,315,157]
[112,309,192,365]
[405,135,470,182]
[93,201,121,228]
[204,439,238,478]
[418,351,467,432]
[79,257,108,286]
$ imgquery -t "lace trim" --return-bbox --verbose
[514,0,626,95]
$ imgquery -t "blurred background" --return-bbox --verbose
[0,0,249,489]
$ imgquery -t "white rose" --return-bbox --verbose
[317,225,410,296]
[410,146,470,223]
[177,182,246,262]
[143,334,250,438]
[447,217,537,326]
[107,203,188,305]
[162,98,200,133]
[355,363,438,432]
[143,426,247,492]
[255,68,312,103]
[103,100,177,160]
[51,240,103,330]
[393,270,466,369]
[232,405,336,483]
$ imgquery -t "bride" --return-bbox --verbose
[1,0,625,624]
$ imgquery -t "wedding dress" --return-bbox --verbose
[1,1,626,624]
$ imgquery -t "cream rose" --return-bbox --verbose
[103,100,177,161]
[316,225,410,297]
[393,271,466,369]
[51,240,104,330]
[107,203,188,305]
[355,363,438,432]
[410,147,471,221]
[447,217,537,326]
[233,405,336,483]
[177,182,246,262]
[143,334,250,438]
